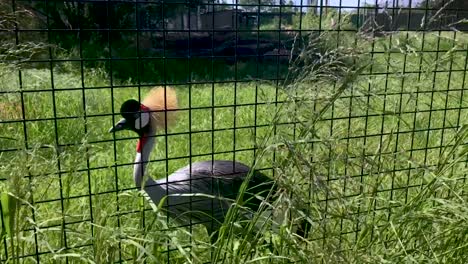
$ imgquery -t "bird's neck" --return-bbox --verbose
[133,129,170,207]
[133,130,156,188]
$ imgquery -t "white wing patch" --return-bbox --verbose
[135,111,150,129]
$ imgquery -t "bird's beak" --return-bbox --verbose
[109,118,129,133]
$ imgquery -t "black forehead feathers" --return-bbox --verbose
[120,99,141,120]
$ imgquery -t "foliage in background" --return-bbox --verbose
[1,1,361,84]
[292,8,356,31]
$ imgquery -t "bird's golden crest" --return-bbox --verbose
[142,86,178,132]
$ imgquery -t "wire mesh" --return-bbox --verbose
[1,0,468,263]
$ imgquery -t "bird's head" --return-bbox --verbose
[109,99,151,136]
[109,86,178,138]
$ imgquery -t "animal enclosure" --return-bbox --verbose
[1,0,468,263]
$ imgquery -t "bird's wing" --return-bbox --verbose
[158,160,276,232]
[173,160,276,207]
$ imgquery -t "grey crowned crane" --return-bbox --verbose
[109,87,310,243]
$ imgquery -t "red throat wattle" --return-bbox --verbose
[136,135,148,153]
[136,104,150,153]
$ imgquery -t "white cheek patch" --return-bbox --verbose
[134,111,150,129]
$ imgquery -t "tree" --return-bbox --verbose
[281,0,295,13]
[240,0,276,12]
[416,0,445,8]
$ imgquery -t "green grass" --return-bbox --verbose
[1,30,468,263]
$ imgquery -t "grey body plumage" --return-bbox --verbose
[147,160,275,236]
